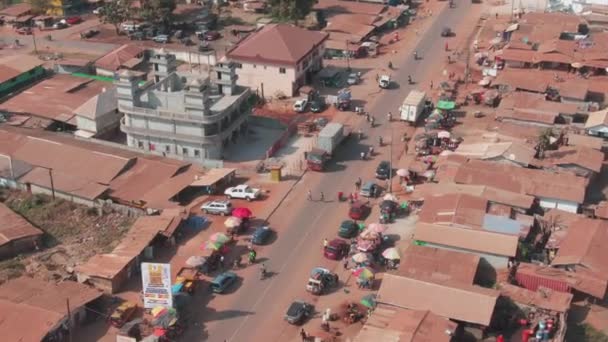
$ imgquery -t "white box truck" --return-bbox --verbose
[317,123,347,155]
[400,90,427,125]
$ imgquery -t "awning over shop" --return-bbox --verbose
[436,100,456,110]
[190,168,236,187]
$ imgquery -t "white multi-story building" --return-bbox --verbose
[226,23,328,98]
[117,51,250,162]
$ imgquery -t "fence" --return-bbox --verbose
[265,122,298,159]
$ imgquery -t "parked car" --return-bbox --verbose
[375,161,391,180]
[251,226,272,245]
[80,29,99,39]
[310,99,325,113]
[347,72,360,85]
[210,272,237,293]
[285,300,314,325]
[324,238,349,260]
[65,16,82,25]
[201,200,233,216]
[224,184,261,201]
[338,220,359,238]
[203,30,221,41]
[379,75,391,89]
[349,201,370,221]
[53,21,68,29]
[293,99,308,113]
[129,31,146,40]
[359,181,379,198]
[16,27,32,35]
[152,34,170,43]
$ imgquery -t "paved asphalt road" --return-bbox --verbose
[195,2,474,341]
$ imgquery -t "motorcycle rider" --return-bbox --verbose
[387,111,392,122]
[414,51,418,60]
[378,136,383,146]
[260,263,267,279]
[248,249,257,264]
[388,61,393,69]
[408,75,413,84]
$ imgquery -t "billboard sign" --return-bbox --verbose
[141,262,173,309]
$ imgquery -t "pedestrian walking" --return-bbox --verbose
[320,192,325,201]
[444,42,448,51]
[430,80,433,89]
[300,328,308,341]
[375,73,379,81]
[307,190,312,201]
[343,258,349,270]
[323,238,328,248]
[414,28,418,36]
[219,255,225,269]
[355,178,362,190]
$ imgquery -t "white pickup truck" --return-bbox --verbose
[224,184,261,201]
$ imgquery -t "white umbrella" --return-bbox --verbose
[382,247,401,260]
[396,169,409,177]
[185,256,206,267]
[383,193,398,201]
[437,131,451,139]
[352,252,370,263]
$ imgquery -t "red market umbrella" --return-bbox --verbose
[232,207,253,219]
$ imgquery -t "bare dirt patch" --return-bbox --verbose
[0,189,136,284]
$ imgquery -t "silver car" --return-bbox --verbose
[201,200,233,216]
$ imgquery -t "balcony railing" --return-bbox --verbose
[119,104,227,124]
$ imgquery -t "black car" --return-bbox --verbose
[375,161,391,180]
[251,226,272,245]
[441,27,453,37]
[338,220,359,238]
[285,300,314,325]
[310,100,325,113]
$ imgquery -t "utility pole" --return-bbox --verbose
[32,30,38,55]
[47,167,55,200]
[389,127,393,193]
[66,298,73,342]
[345,40,351,71]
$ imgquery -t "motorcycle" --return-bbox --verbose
[360,152,367,160]
[260,266,267,280]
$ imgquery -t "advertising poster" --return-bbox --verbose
[141,262,173,309]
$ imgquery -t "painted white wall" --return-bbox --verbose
[235,62,296,97]
[538,197,579,213]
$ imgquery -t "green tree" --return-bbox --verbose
[29,0,53,15]
[140,0,176,28]
[269,0,315,22]
[99,0,133,34]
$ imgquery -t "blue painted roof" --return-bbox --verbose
[482,214,524,236]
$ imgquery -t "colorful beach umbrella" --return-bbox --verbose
[203,241,222,251]
[209,232,230,244]
[353,267,374,280]
[232,207,253,219]
[224,216,242,228]
[360,294,377,308]
[383,193,398,202]
[382,247,401,260]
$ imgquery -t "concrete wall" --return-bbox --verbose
[235,62,296,98]
[151,48,217,66]
[538,197,579,213]
[0,236,41,260]
[29,184,97,207]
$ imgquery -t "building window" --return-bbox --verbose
[253,64,256,68]
[182,147,188,156]
[165,145,170,152]
[263,65,267,70]
[235,63,242,68]
[194,149,201,157]
[279,67,286,74]
[137,141,144,148]
[313,50,318,57]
